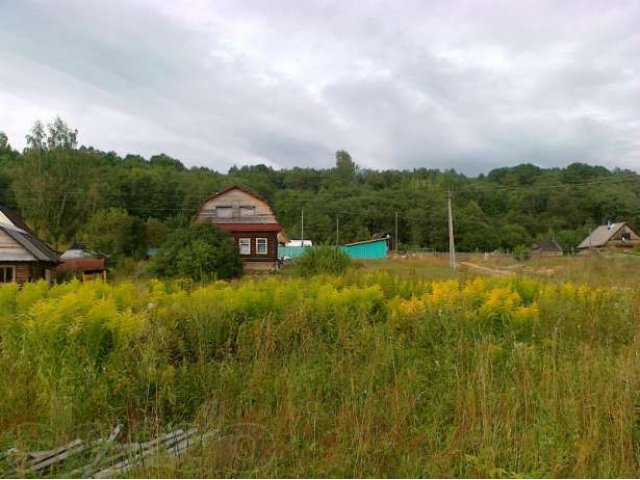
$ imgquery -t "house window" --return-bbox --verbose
[240,206,255,217]
[0,266,14,283]
[216,206,233,218]
[621,232,632,241]
[239,238,251,255]
[256,238,268,255]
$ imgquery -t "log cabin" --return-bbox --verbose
[0,206,60,284]
[194,186,282,270]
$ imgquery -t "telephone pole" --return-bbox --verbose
[301,209,304,245]
[395,211,399,254]
[447,190,456,270]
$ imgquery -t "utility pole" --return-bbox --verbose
[301,209,304,245]
[447,190,456,270]
[336,215,340,245]
[395,211,399,254]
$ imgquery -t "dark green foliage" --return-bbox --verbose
[292,245,352,275]
[81,208,145,259]
[513,244,531,261]
[7,119,640,256]
[12,145,101,245]
[150,223,242,281]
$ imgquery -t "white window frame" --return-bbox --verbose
[0,266,15,283]
[216,206,233,218]
[240,206,256,217]
[256,237,268,255]
[239,238,251,255]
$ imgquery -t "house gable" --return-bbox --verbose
[578,222,640,249]
[195,186,279,225]
[0,229,37,262]
[610,224,640,244]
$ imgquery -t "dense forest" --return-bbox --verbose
[1,118,639,257]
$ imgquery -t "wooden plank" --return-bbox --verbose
[86,424,122,471]
[67,424,123,478]
[93,429,190,479]
[28,439,87,473]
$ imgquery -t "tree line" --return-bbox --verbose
[1,118,639,259]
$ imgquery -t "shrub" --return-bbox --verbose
[292,245,352,276]
[81,208,144,259]
[513,244,531,261]
[150,223,242,281]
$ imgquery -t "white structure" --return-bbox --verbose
[286,240,313,247]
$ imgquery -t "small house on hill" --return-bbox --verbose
[195,185,282,270]
[0,206,59,284]
[57,242,107,281]
[531,238,563,257]
[577,222,640,252]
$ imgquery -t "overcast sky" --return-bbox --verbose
[1,0,639,174]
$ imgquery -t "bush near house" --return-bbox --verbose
[292,245,352,275]
[150,223,242,281]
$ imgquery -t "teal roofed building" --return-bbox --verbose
[341,237,389,260]
[278,237,390,262]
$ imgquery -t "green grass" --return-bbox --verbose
[358,257,463,281]
[1,269,640,477]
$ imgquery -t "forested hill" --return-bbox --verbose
[1,120,639,255]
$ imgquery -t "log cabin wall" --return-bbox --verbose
[197,189,278,224]
[230,231,278,264]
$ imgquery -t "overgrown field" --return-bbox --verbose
[1,271,640,477]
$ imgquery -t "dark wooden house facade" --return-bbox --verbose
[195,186,282,270]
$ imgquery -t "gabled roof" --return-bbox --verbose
[0,223,60,263]
[195,185,281,229]
[0,205,35,234]
[533,238,563,252]
[60,242,95,260]
[577,222,634,249]
[198,185,271,209]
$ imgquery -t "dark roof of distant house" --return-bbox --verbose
[0,223,60,263]
[68,241,89,251]
[532,238,563,252]
[60,242,100,260]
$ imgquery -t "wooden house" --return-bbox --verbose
[0,206,60,284]
[195,186,282,270]
[577,222,640,252]
[531,238,563,257]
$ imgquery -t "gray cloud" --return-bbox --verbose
[1,0,639,175]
